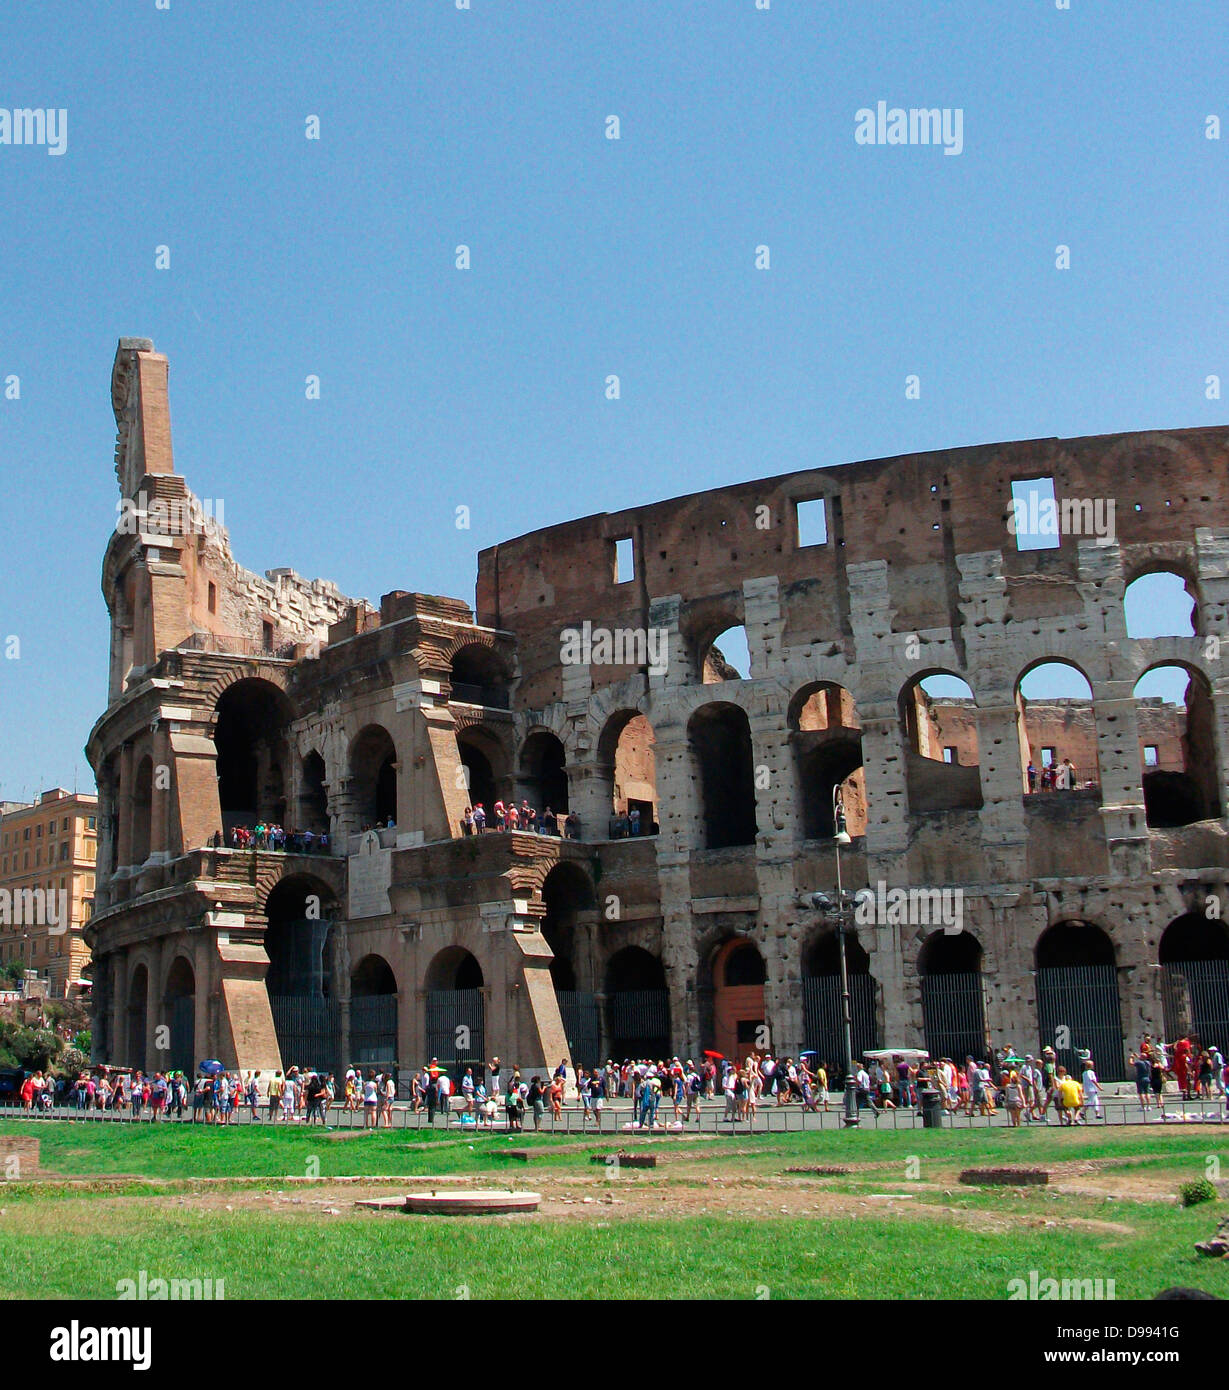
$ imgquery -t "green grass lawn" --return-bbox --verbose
[2,1119,1227,1300]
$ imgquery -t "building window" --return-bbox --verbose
[942,747,956,764]
[1144,745,1159,767]
[87,816,96,830]
[208,581,217,614]
[614,536,635,584]
[1041,747,1056,767]
[262,620,274,652]
[1010,477,1061,552]
[795,497,828,548]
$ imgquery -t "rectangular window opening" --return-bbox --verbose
[1010,477,1061,552]
[795,497,828,548]
[614,536,635,584]
[1041,747,1056,767]
[1144,745,1159,767]
[942,747,956,764]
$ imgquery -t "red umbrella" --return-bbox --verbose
[703,1050,725,1060]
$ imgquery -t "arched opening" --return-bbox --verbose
[1134,665,1220,827]
[801,929,880,1079]
[519,731,569,815]
[688,702,757,849]
[456,726,510,821]
[1034,920,1124,1080]
[350,725,397,828]
[542,863,599,1065]
[917,931,987,1064]
[1158,912,1229,1050]
[127,962,148,1069]
[450,643,511,709]
[214,678,293,833]
[1015,661,1100,794]
[424,947,485,1072]
[790,683,867,838]
[605,946,670,1061]
[131,756,153,865]
[596,710,658,837]
[298,750,328,834]
[898,673,983,813]
[700,625,751,683]
[264,876,337,997]
[1124,570,1198,640]
[164,956,195,1075]
[350,954,398,1079]
[711,939,766,1062]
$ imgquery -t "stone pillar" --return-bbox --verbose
[859,708,909,865]
[143,959,160,1074]
[330,776,359,849]
[115,742,135,871]
[974,700,1030,882]
[657,851,699,1055]
[109,954,128,1067]
[149,725,170,859]
[1093,688,1150,878]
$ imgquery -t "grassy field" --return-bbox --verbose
[2,1118,1227,1300]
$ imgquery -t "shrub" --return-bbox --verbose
[1180,1178,1218,1208]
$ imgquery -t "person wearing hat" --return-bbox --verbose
[1081,1057,1101,1122]
[1041,1047,1059,1120]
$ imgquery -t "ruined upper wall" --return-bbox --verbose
[476,426,1229,705]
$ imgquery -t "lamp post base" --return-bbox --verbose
[842,1076,860,1128]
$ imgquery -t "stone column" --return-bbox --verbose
[974,700,1030,882]
[115,742,135,871]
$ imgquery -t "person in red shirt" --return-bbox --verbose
[1174,1036,1193,1098]
[19,1074,35,1111]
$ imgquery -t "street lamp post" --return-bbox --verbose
[832,786,860,1129]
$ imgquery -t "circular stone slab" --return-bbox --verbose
[403,1190,541,1215]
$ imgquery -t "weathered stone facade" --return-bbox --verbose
[87,339,1229,1082]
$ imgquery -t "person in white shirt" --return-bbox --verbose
[1081,1061,1101,1121]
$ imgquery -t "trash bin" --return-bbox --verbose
[920,1086,944,1129]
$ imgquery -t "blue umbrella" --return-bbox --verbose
[199,1060,224,1076]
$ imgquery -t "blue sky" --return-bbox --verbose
[0,1,1224,800]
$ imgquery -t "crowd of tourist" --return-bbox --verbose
[459,802,581,837]
[224,824,330,853]
[1026,756,1083,791]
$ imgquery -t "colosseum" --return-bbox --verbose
[85,337,1229,1084]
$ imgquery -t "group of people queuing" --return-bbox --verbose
[1130,1033,1228,1109]
[223,824,330,854]
[1026,756,1082,792]
[460,802,580,838]
[899,1050,1102,1126]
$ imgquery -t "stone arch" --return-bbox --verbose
[916,929,987,1064]
[424,947,485,1070]
[1123,567,1199,639]
[127,960,149,1069]
[519,729,569,815]
[131,754,154,865]
[708,937,766,1061]
[540,862,595,991]
[800,925,880,1079]
[298,749,328,833]
[1034,919,1125,1080]
[213,677,294,832]
[448,641,512,709]
[1014,659,1100,794]
[688,701,757,849]
[604,945,670,1060]
[349,953,399,1077]
[1157,912,1229,1050]
[456,723,511,816]
[789,681,867,838]
[263,874,338,998]
[897,671,983,813]
[349,724,397,828]
[1134,663,1220,827]
[164,954,195,1075]
[596,708,657,834]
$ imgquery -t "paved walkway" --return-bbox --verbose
[6,1088,1229,1133]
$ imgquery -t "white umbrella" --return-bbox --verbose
[863,1048,930,1062]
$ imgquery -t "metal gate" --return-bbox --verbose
[921,972,988,1064]
[127,1006,146,1071]
[557,990,601,1068]
[608,989,670,1060]
[425,989,485,1074]
[350,994,398,1073]
[801,975,881,1075]
[1160,960,1229,1048]
[1036,964,1125,1081]
[168,994,195,1075]
[269,996,340,1077]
